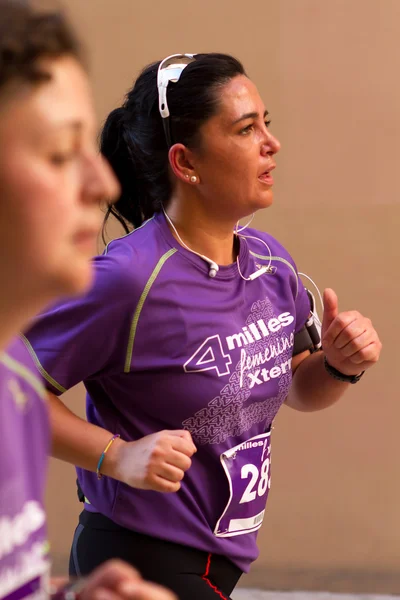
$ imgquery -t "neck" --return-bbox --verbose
[166,193,239,266]
[0,279,53,353]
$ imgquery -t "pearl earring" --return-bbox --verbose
[190,175,197,183]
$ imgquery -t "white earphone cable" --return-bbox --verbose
[235,232,272,281]
[162,206,219,276]
[235,213,255,233]
[298,272,323,327]
[163,206,273,282]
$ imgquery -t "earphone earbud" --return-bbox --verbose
[200,254,219,277]
[208,262,219,278]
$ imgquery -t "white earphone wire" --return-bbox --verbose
[235,213,255,233]
[162,207,193,254]
[162,206,219,275]
[163,206,274,282]
[235,232,272,281]
[298,272,324,327]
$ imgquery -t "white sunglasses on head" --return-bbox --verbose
[157,53,196,147]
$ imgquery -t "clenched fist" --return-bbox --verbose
[111,430,196,493]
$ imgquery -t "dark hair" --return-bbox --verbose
[101,53,246,235]
[0,0,82,92]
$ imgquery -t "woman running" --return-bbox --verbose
[24,53,381,599]
[0,3,175,598]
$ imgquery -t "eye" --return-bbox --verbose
[50,151,76,166]
[264,119,271,128]
[240,124,254,135]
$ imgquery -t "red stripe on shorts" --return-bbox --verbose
[202,553,228,599]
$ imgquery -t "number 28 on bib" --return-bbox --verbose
[214,431,271,538]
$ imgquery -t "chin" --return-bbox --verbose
[49,261,94,298]
[252,190,274,212]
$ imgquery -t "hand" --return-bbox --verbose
[80,560,177,600]
[321,288,382,376]
[109,430,196,493]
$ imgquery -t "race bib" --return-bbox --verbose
[1,566,50,600]
[214,431,271,538]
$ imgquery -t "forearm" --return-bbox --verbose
[286,351,351,412]
[48,392,124,477]
[48,393,196,493]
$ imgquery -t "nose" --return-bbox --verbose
[83,152,120,205]
[261,130,281,156]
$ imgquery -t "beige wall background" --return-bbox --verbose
[43,0,400,594]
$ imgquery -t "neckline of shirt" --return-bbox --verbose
[154,211,251,281]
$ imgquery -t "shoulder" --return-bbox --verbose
[243,227,304,300]
[245,227,294,261]
[90,217,169,303]
[97,215,175,301]
[0,337,46,401]
[244,227,299,270]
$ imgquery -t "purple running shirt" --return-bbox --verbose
[0,337,50,600]
[23,211,310,572]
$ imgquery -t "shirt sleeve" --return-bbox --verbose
[21,253,136,395]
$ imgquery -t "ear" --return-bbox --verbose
[168,143,199,184]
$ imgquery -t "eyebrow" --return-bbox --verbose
[231,109,269,126]
[33,119,84,144]
[57,120,83,132]
[44,119,84,135]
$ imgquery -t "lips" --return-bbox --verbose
[258,164,275,185]
[73,228,99,251]
[258,166,275,185]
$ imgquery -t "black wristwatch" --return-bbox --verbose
[323,356,365,384]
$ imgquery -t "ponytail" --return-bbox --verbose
[101,70,172,238]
